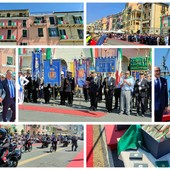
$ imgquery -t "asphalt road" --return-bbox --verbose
[19,98,152,122]
[107,38,144,45]
[18,140,84,167]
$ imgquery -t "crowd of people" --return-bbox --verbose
[19,69,151,117]
[0,127,78,166]
[0,70,16,122]
[86,31,170,46]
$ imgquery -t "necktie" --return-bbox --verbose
[9,80,14,98]
[156,78,160,95]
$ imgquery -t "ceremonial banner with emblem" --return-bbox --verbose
[44,59,61,86]
[95,57,116,73]
[32,51,42,80]
[76,59,87,87]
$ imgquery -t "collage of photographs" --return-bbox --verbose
[0,1,170,169]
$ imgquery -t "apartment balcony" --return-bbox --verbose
[0,22,17,29]
[33,20,47,26]
[57,20,83,27]
[0,14,29,19]
[0,35,17,42]
[131,17,141,21]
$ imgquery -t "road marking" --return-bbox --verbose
[18,147,65,166]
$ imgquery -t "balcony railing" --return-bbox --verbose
[0,22,17,28]
[0,35,17,41]
[0,14,29,18]
[57,20,83,25]
[33,20,47,25]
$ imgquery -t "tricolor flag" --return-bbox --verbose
[46,48,51,60]
[18,48,27,55]
[116,48,122,86]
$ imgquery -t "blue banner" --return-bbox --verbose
[95,57,116,73]
[44,59,61,86]
[32,51,42,80]
[77,59,86,87]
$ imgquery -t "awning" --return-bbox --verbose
[142,20,150,24]
[56,14,66,17]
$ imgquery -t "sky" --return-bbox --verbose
[155,48,170,68]
[0,3,83,13]
[87,3,126,24]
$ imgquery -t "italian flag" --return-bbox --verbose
[18,48,26,55]
[116,48,122,86]
[46,48,51,60]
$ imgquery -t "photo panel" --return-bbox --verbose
[0,124,84,167]
[0,3,84,46]
[86,124,170,168]
[0,48,16,122]
[18,47,152,122]
[154,48,170,122]
[86,2,170,46]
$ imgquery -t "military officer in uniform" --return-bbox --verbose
[103,72,116,112]
[134,72,149,116]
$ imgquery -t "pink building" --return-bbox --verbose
[0,10,83,45]
[0,9,29,45]
[28,14,60,45]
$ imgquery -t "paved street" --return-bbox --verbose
[19,97,152,122]
[18,140,84,167]
[107,38,145,45]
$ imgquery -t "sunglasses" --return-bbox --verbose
[155,70,160,72]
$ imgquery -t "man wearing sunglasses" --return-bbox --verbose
[154,66,168,122]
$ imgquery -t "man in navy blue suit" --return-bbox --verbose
[154,66,168,122]
[1,70,16,122]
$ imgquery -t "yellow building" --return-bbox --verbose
[142,3,169,34]
[122,3,142,34]
[101,17,107,31]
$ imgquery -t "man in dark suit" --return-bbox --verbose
[154,67,168,122]
[89,72,100,111]
[25,72,32,102]
[1,70,16,122]
[103,72,116,112]
[134,72,149,117]
[64,71,75,106]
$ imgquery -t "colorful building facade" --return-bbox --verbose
[89,3,170,35]
[0,10,84,45]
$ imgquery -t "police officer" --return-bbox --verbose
[71,136,78,151]
[103,72,116,112]
[134,72,149,116]
[89,72,100,111]
[51,132,57,151]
